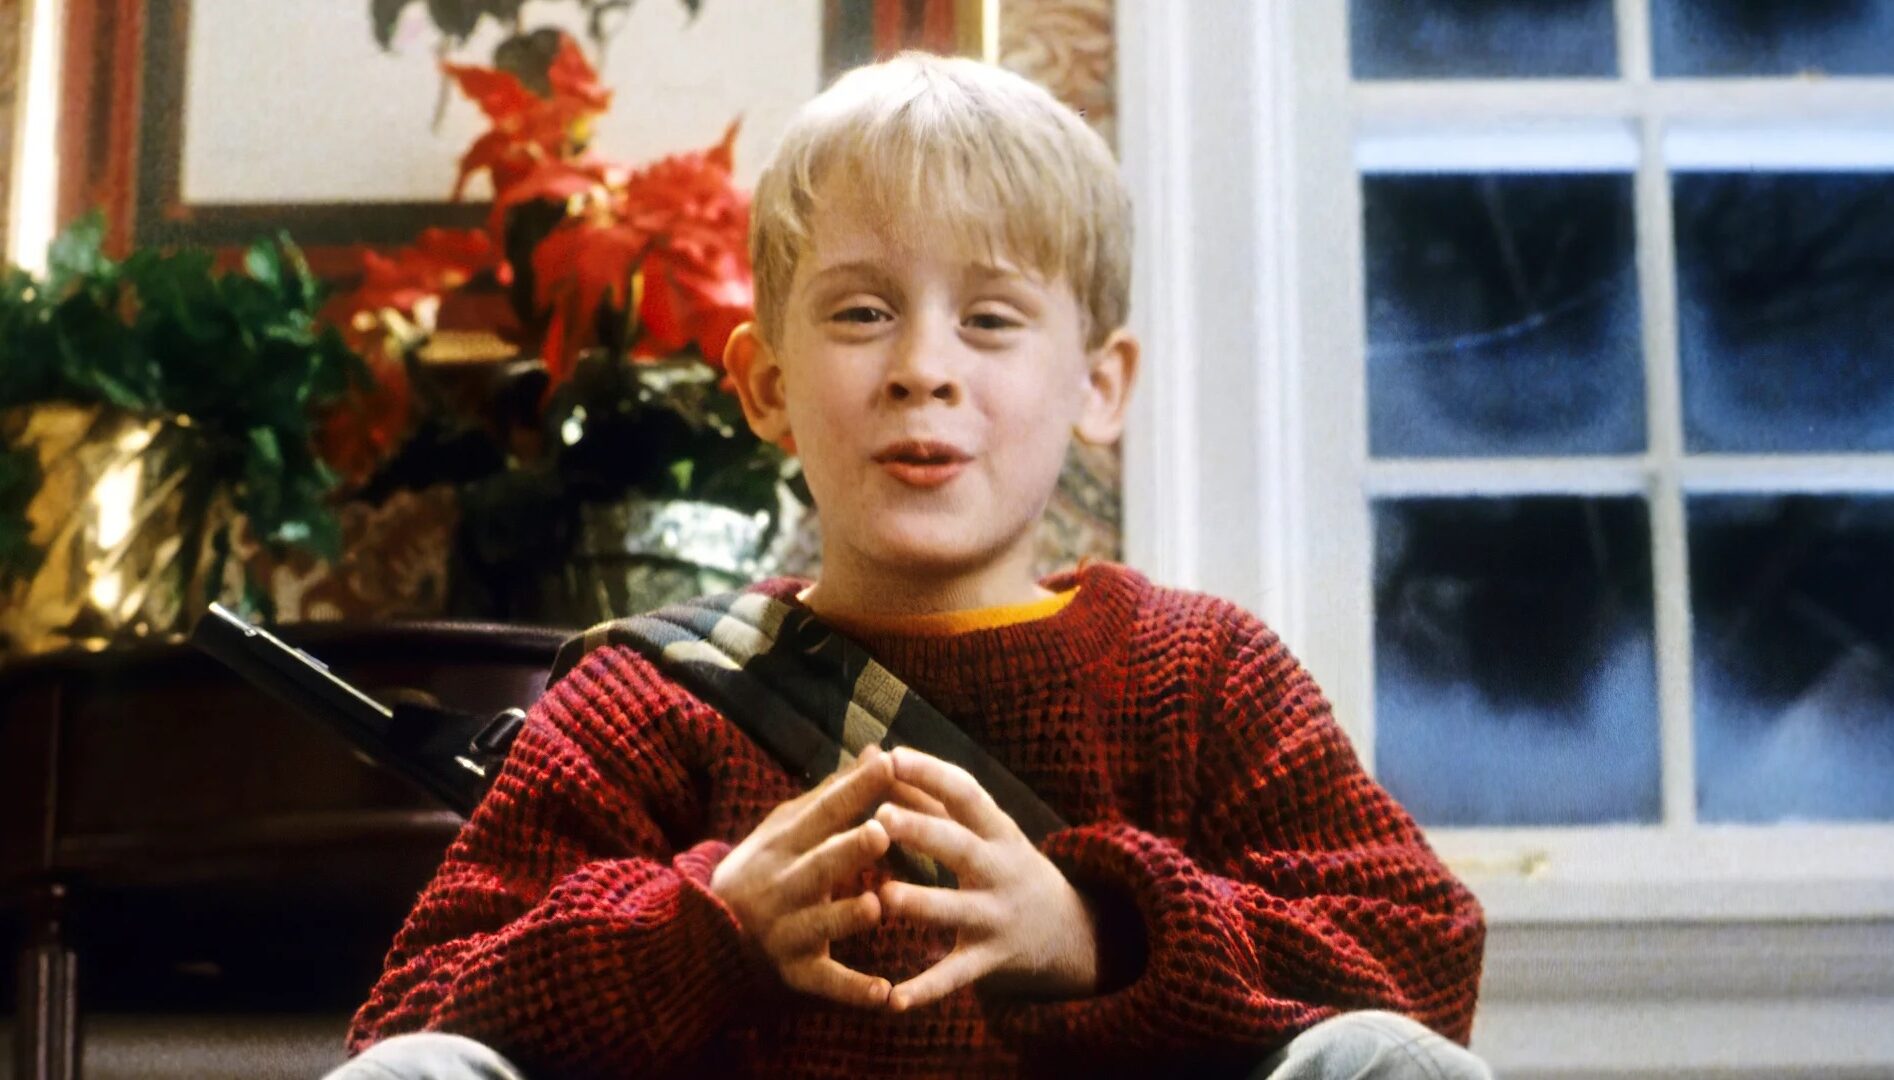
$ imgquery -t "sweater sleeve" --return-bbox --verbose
[982,613,1485,1069]
[345,647,767,1078]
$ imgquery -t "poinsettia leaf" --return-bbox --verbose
[546,32,611,110]
[691,300,749,366]
[707,116,740,174]
[370,0,417,50]
[453,130,515,202]
[413,226,497,284]
[532,220,646,376]
[538,289,574,386]
[443,60,538,124]
[631,241,752,362]
[636,255,691,356]
[496,155,598,212]
[348,225,498,320]
[316,349,413,487]
[489,157,604,233]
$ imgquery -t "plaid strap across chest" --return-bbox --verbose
[550,592,1067,883]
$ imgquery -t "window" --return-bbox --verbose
[1121,0,1894,922]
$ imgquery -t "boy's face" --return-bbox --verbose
[726,182,1136,587]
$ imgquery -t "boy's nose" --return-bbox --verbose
[885,375,960,405]
[884,326,963,405]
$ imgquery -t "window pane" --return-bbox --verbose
[1653,1,1894,78]
[1374,496,1660,826]
[1690,495,1894,823]
[1350,0,1617,79]
[1674,172,1894,453]
[1364,173,1645,458]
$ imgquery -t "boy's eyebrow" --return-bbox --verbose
[964,262,1034,286]
[800,259,1039,298]
[804,260,898,291]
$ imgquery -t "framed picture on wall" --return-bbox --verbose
[57,0,986,276]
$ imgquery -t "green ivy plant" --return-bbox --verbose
[0,214,365,613]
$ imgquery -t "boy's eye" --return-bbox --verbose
[965,311,1021,332]
[832,306,890,324]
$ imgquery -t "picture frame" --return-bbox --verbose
[55,0,988,277]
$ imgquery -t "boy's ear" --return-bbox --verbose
[723,321,797,453]
[1073,328,1140,447]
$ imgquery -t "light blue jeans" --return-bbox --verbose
[326,1011,1490,1079]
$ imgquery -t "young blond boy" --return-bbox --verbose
[335,54,1488,1079]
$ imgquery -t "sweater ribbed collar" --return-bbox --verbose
[746,559,1147,687]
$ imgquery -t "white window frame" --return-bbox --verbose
[1119,0,1894,925]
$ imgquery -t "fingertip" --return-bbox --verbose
[860,889,882,923]
[862,816,890,854]
[874,801,900,832]
[888,988,910,1013]
[873,978,894,1009]
[850,747,890,787]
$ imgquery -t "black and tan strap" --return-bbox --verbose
[551,591,1067,879]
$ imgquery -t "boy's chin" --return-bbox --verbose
[850,523,1026,577]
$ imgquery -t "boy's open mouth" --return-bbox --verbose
[873,440,972,488]
[871,440,972,466]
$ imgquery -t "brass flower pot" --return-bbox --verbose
[526,496,793,627]
[0,404,238,654]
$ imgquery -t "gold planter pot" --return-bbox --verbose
[524,495,798,627]
[1,404,236,654]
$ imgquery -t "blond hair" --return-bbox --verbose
[750,52,1131,348]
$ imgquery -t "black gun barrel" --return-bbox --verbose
[191,602,396,738]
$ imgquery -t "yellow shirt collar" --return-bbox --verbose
[799,586,1080,638]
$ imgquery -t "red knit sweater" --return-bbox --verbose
[346,561,1485,1077]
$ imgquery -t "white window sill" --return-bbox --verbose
[1435,822,1894,923]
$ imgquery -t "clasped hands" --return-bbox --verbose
[708,745,1099,1012]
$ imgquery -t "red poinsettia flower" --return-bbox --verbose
[486,152,621,245]
[445,35,612,201]
[329,31,753,461]
[317,328,415,486]
[635,245,752,362]
[320,227,496,482]
[346,227,496,319]
[527,120,753,384]
[531,219,651,385]
[545,35,613,112]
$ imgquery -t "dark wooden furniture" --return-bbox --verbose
[1,622,566,1080]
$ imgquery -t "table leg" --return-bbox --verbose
[14,882,78,1080]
